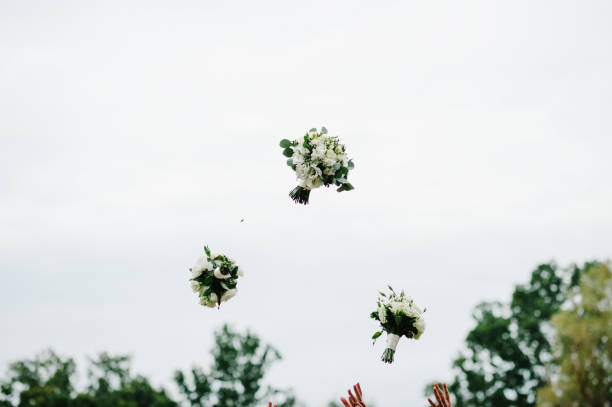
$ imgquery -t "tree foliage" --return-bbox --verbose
[174,324,296,407]
[0,350,176,407]
[0,350,76,407]
[537,263,612,407]
[447,262,592,407]
[0,325,296,407]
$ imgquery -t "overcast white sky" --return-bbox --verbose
[1,1,611,406]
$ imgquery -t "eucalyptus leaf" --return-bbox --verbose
[279,139,292,148]
[321,127,328,134]
[282,148,294,157]
[348,159,354,169]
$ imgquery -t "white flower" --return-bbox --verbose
[221,288,237,303]
[414,317,426,339]
[293,155,304,165]
[311,135,325,145]
[294,144,308,157]
[190,281,201,293]
[378,305,387,324]
[214,267,231,279]
[323,166,336,175]
[191,256,213,278]
[311,144,327,160]
[200,292,218,308]
[390,301,405,314]
[411,303,424,315]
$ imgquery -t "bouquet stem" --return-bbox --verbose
[381,348,395,364]
[289,186,311,205]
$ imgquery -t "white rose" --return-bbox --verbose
[214,267,231,279]
[414,317,426,338]
[191,256,212,278]
[221,289,238,303]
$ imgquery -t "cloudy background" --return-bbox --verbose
[1,1,611,405]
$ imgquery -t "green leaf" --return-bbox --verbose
[220,281,229,290]
[286,159,293,167]
[321,127,328,134]
[348,159,354,170]
[343,183,354,191]
[282,148,294,157]
[372,331,382,340]
[279,139,292,148]
[309,128,317,133]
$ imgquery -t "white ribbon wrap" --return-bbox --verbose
[386,333,400,351]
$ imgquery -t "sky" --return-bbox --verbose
[1,0,611,405]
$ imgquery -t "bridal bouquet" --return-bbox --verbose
[189,246,243,308]
[371,286,426,364]
[280,127,354,205]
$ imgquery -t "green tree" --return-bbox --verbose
[446,262,593,407]
[1,325,295,407]
[0,350,75,407]
[537,264,612,407]
[74,353,177,407]
[0,350,177,407]
[175,324,296,407]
